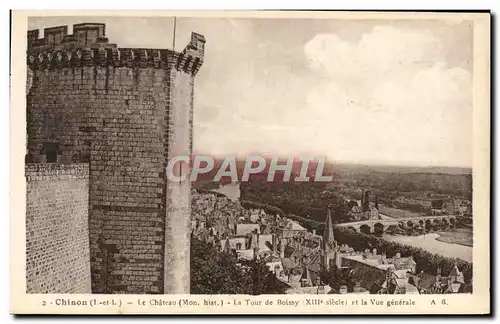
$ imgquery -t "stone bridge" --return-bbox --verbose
[337,215,457,234]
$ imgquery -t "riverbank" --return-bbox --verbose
[215,182,473,261]
[383,232,472,262]
[378,205,423,219]
[211,182,241,202]
[336,227,472,283]
[435,228,473,247]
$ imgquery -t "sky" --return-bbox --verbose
[28,16,474,168]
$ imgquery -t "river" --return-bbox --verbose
[379,212,472,261]
[214,184,472,262]
[382,233,472,262]
[212,182,241,202]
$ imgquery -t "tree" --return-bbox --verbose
[320,265,354,294]
[347,200,359,209]
[333,202,351,224]
[190,236,286,294]
[190,237,249,294]
[240,258,287,295]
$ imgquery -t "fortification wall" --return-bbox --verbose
[26,25,205,294]
[164,70,194,293]
[25,163,91,293]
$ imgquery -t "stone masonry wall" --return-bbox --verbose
[26,27,205,294]
[27,65,173,294]
[164,70,194,293]
[26,163,91,293]
[87,67,171,294]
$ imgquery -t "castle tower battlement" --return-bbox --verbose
[27,25,205,76]
[28,23,109,52]
[26,23,205,294]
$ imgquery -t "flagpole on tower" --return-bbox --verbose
[172,16,177,51]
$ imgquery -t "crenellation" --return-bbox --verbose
[28,26,203,76]
[28,47,179,70]
[43,25,68,46]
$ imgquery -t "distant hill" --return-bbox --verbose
[328,163,472,175]
[192,155,472,180]
[190,155,473,225]
[195,156,320,183]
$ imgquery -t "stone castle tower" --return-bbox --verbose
[26,23,205,294]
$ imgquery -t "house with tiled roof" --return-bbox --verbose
[390,254,417,273]
[379,268,420,295]
[235,223,260,236]
[341,257,387,293]
[266,259,285,276]
[413,271,437,293]
[261,224,274,235]
[282,220,308,238]
[442,264,466,293]
[220,237,247,251]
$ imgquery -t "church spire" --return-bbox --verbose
[224,238,231,253]
[324,205,335,245]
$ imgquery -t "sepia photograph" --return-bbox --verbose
[10,10,490,314]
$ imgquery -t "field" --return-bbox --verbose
[436,228,473,247]
[378,205,423,219]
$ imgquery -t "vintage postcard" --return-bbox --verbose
[10,10,490,315]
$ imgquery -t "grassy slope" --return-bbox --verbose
[435,228,473,247]
[378,205,423,219]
